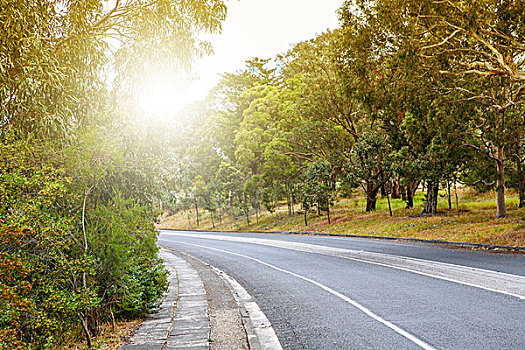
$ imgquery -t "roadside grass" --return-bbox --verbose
[57,320,143,350]
[159,188,525,248]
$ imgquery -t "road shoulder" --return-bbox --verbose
[175,250,250,350]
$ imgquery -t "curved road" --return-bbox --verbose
[158,230,525,350]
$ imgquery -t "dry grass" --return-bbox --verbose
[159,188,525,248]
[57,319,143,350]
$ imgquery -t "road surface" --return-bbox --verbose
[158,230,525,350]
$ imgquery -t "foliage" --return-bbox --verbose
[0,135,99,349]
[301,160,338,224]
[0,0,227,348]
[169,0,525,227]
[87,193,167,318]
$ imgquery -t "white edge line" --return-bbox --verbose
[338,255,525,301]
[180,242,437,350]
[160,232,525,300]
[213,267,283,350]
[397,255,525,280]
[170,248,283,350]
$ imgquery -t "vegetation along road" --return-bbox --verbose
[158,230,525,350]
[4,0,525,348]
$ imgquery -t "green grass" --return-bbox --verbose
[159,188,525,248]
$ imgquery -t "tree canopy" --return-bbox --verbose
[167,0,525,227]
[1,0,226,348]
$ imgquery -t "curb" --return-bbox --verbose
[121,251,211,350]
[210,265,283,350]
[169,249,283,350]
[158,228,525,253]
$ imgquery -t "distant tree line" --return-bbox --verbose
[169,0,525,226]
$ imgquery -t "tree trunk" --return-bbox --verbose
[517,161,525,208]
[110,305,116,332]
[496,147,506,218]
[304,209,308,226]
[210,211,215,228]
[447,180,452,210]
[405,181,419,209]
[380,184,387,197]
[406,188,414,209]
[454,179,459,213]
[79,313,92,349]
[291,187,296,215]
[286,184,292,216]
[194,200,200,226]
[421,180,439,215]
[400,184,407,202]
[392,179,401,199]
[365,183,379,212]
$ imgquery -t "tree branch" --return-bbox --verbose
[421,29,462,51]
[457,179,496,187]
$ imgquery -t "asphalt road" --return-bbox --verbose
[158,230,525,350]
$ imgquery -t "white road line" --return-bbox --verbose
[160,231,525,300]
[172,249,283,350]
[338,255,525,300]
[181,242,437,350]
[212,266,283,350]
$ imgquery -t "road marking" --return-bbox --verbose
[180,242,437,350]
[338,255,525,300]
[160,231,525,300]
[171,249,283,350]
[213,266,283,350]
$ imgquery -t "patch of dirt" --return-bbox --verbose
[330,215,352,225]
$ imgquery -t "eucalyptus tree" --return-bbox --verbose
[349,0,525,217]
[196,59,305,224]
[302,160,339,225]
[1,0,227,139]
[238,82,308,216]
[1,1,228,347]
[281,30,392,212]
[417,0,525,218]
[339,0,522,215]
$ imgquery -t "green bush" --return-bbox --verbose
[87,194,167,319]
[0,138,99,349]
[0,135,167,348]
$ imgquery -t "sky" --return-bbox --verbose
[142,0,345,115]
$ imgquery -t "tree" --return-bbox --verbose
[348,0,525,217]
[346,132,393,212]
[302,160,338,225]
[417,0,525,218]
[2,0,227,139]
[282,30,391,211]
[1,0,227,347]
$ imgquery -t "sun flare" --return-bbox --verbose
[138,77,187,118]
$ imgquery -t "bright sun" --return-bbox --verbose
[138,76,187,118]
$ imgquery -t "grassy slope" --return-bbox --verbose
[159,188,525,248]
